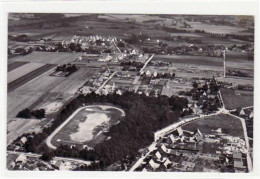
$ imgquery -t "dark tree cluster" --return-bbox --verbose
[125,34,150,44]
[56,64,78,73]
[117,41,125,48]
[120,60,143,69]
[40,150,55,161]
[16,108,45,119]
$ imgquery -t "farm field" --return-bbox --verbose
[168,33,204,37]
[225,51,254,78]
[7,118,53,146]
[185,21,247,34]
[226,67,254,78]
[225,51,253,63]
[7,91,44,120]
[217,77,254,86]
[199,36,248,46]
[9,52,85,64]
[49,105,125,149]
[8,64,55,92]
[15,72,66,93]
[99,14,164,23]
[50,67,98,94]
[7,61,29,72]
[226,61,254,70]
[8,62,45,83]
[153,55,223,67]
[182,113,244,138]
[175,71,223,79]
[220,88,253,110]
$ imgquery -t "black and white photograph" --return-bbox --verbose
[1,0,259,178]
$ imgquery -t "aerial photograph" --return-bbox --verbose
[6,13,254,172]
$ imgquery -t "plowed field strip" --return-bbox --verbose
[8,61,28,72]
[8,64,55,93]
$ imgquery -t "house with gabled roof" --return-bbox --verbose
[169,134,176,144]
[239,108,253,118]
[163,158,172,169]
[155,151,162,161]
[193,129,203,141]
[176,127,183,136]
[161,144,171,154]
[148,159,161,170]
[142,167,148,172]
[15,154,27,164]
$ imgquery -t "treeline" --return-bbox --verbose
[8,34,31,42]
[21,91,188,170]
[163,27,190,33]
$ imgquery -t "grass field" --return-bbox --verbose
[9,52,85,64]
[153,55,223,67]
[186,21,247,34]
[50,105,125,148]
[225,51,254,78]
[168,33,203,37]
[7,118,53,145]
[15,72,66,93]
[226,51,253,63]
[220,88,253,110]
[50,67,98,94]
[182,113,244,138]
[217,77,254,86]
[226,67,254,78]
[7,91,44,120]
[226,61,254,70]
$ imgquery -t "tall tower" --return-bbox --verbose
[223,50,226,78]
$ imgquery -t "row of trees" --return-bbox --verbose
[8,34,30,42]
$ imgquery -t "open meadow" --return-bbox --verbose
[182,113,244,138]
[182,21,247,34]
[154,55,223,67]
[220,88,253,110]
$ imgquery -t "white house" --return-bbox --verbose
[155,151,162,160]
[149,159,160,170]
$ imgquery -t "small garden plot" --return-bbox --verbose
[49,105,125,149]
